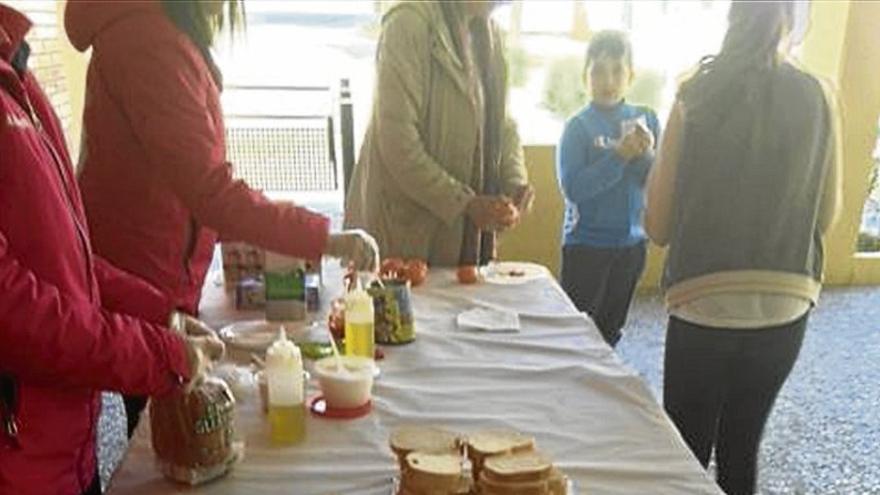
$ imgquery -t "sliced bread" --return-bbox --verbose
[467,429,535,458]
[402,452,462,493]
[483,450,553,483]
[391,425,461,457]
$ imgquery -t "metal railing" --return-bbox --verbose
[223,80,354,193]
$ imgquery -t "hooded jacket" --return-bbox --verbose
[65,0,331,315]
[0,5,191,494]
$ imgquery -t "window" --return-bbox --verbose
[857,119,880,253]
[212,0,744,189]
[7,0,74,148]
[214,1,377,201]
[495,0,731,143]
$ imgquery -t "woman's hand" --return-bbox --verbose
[325,229,380,273]
[180,313,218,338]
[182,334,226,393]
[466,196,518,230]
[512,184,535,214]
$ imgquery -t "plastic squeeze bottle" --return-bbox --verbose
[344,278,375,359]
[266,328,305,445]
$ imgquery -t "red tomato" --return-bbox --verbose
[380,258,406,280]
[343,269,357,292]
[457,265,479,284]
[328,298,346,340]
[404,259,429,286]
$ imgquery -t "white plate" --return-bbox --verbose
[482,262,547,285]
[219,320,317,352]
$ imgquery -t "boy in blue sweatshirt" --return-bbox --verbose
[557,31,660,347]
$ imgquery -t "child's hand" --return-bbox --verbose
[634,124,655,155]
[617,126,654,161]
[615,131,644,161]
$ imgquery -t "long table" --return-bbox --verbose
[108,265,720,495]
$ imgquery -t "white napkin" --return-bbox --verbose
[456,307,521,333]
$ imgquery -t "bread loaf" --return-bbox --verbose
[466,429,535,481]
[467,429,535,457]
[478,471,550,495]
[390,426,567,495]
[402,452,462,493]
[150,376,237,484]
[391,425,461,470]
[483,450,553,483]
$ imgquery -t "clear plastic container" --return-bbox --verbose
[344,279,375,359]
[265,329,305,445]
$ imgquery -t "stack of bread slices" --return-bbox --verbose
[390,426,568,495]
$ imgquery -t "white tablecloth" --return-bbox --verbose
[107,266,720,495]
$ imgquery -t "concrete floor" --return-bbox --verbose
[97,286,880,494]
[617,287,880,494]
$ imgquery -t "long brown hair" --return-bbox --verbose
[161,0,245,88]
[679,0,794,126]
[161,0,246,50]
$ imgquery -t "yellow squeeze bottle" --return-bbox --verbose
[344,278,375,359]
[266,328,305,445]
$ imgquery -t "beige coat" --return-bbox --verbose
[345,1,527,266]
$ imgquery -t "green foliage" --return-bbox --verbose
[857,232,880,253]
[506,43,529,88]
[542,56,668,119]
[627,68,667,111]
[542,56,587,120]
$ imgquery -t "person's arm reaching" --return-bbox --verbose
[0,231,192,396]
[115,43,330,262]
[93,256,175,325]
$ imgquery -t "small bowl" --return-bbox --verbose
[313,356,375,409]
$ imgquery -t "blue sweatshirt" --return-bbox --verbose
[557,101,660,248]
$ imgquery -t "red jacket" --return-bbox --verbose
[65,0,331,315]
[0,5,191,495]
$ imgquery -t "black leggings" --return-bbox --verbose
[81,470,101,495]
[123,394,148,439]
[663,314,807,495]
[560,242,647,347]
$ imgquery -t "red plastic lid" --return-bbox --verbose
[308,395,372,420]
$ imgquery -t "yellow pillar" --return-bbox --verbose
[801,0,880,285]
[504,0,880,289]
[499,146,563,275]
[800,0,851,83]
[55,0,89,164]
